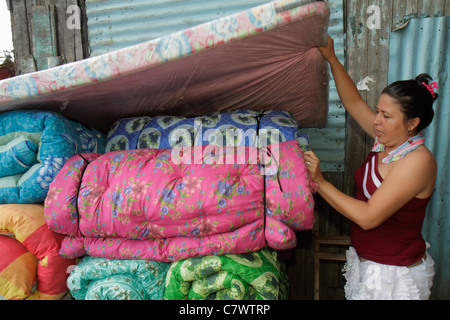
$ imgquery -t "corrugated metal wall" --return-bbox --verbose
[85,0,275,56]
[303,0,345,172]
[84,0,346,172]
[388,16,450,300]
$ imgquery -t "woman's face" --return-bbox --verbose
[374,94,412,150]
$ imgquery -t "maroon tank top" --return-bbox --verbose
[351,152,431,266]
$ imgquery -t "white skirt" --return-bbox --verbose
[343,246,435,300]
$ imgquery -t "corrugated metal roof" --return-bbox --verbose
[388,16,450,300]
[85,0,346,172]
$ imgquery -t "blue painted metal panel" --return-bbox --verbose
[388,16,450,300]
[31,5,57,70]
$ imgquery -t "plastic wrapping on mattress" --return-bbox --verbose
[0,0,329,133]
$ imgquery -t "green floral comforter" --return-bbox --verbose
[164,249,288,300]
[67,256,170,300]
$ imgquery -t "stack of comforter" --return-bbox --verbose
[45,109,315,300]
[0,110,106,300]
[66,248,288,300]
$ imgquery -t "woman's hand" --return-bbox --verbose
[304,150,324,184]
[317,35,336,62]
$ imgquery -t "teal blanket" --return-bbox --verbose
[67,256,170,300]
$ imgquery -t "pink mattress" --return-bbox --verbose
[0,0,329,132]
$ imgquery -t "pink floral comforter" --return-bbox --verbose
[44,140,314,262]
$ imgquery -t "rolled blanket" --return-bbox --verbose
[44,139,315,261]
[67,255,170,300]
[0,235,38,300]
[0,204,75,300]
[0,110,106,204]
[164,249,287,300]
[106,109,310,152]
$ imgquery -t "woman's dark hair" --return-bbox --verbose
[382,73,438,133]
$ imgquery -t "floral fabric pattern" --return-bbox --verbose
[106,109,310,152]
[0,110,106,204]
[44,140,314,262]
[164,249,288,300]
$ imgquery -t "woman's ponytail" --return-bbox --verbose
[382,73,438,133]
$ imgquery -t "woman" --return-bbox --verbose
[304,36,439,300]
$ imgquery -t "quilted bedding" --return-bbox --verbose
[105,109,310,152]
[0,204,75,300]
[164,249,288,300]
[0,110,106,204]
[67,255,169,300]
[1,0,330,300]
[44,139,314,261]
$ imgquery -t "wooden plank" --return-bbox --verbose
[445,0,450,16]
[10,0,36,74]
[314,237,352,246]
[75,0,89,60]
[31,4,57,70]
[366,0,392,93]
[54,0,86,63]
[314,252,347,261]
[287,230,314,299]
[312,173,349,299]
[393,0,418,30]
[418,0,446,17]
[344,0,393,190]
[10,0,88,74]
[55,0,70,63]
[314,257,320,299]
[366,0,392,148]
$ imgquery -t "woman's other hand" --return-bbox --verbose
[304,150,324,184]
[317,35,336,62]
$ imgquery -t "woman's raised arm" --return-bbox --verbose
[318,35,376,138]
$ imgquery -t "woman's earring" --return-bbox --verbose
[408,131,414,144]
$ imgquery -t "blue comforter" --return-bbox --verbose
[0,110,106,204]
[105,109,309,152]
